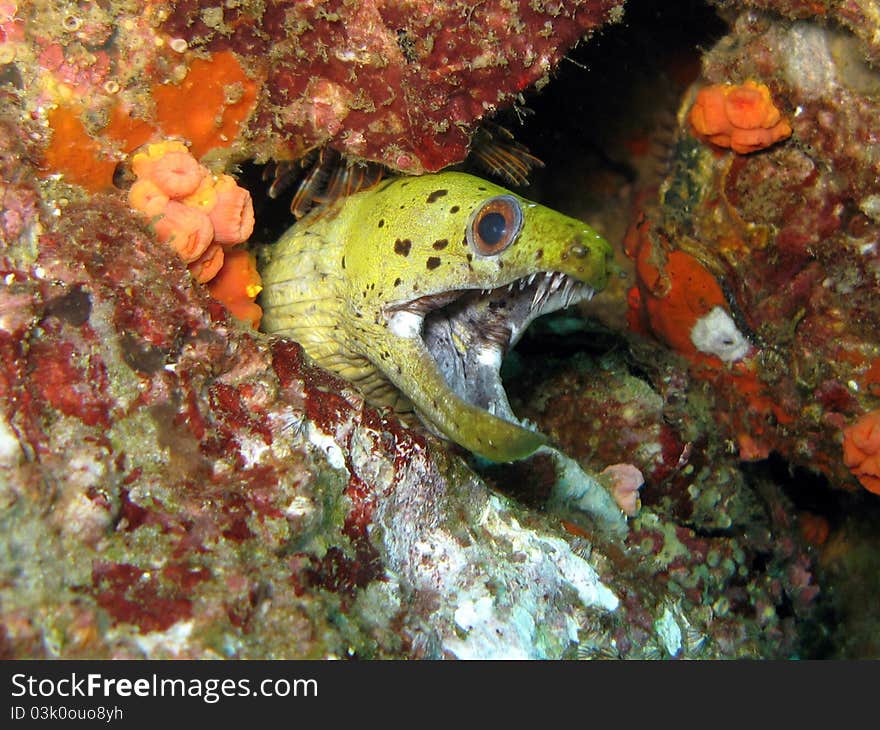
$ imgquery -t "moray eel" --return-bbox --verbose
[259,171,612,462]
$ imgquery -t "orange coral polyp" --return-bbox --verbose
[128,179,169,218]
[134,149,206,198]
[209,174,255,245]
[182,174,219,214]
[125,139,258,326]
[153,201,215,263]
[688,80,792,154]
[188,244,225,284]
[130,140,188,176]
[842,411,880,495]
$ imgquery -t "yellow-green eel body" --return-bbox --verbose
[259,171,612,463]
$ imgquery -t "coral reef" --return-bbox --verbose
[3,0,880,658]
[2,120,629,658]
[617,4,880,502]
[13,0,625,190]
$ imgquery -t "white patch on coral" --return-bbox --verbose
[236,434,270,469]
[689,306,750,362]
[0,416,22,467]
[439,495,618,659]
[133,620,194,657]
[654,606,682,657]
[284,494,315,519]
[67,450,107,491]
[454,595,495,632]
[781,22,838,95]
[859,194,880,222]
[306,423,347,471]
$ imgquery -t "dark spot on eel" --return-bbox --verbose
[394,238,412,256]
[426,189,448,203]
[432,238,449,250]
[426,256,441,270]
[393,277,402,287]
[378,219,385,228]
[450,205,460,214]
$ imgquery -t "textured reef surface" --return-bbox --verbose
[15,0,622,186]
[1,0,879,658]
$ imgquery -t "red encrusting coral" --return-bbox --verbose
[34,2,624,186]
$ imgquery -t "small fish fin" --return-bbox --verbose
[469,122,544,187]
[266,147,384,219]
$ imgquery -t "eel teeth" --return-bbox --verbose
[561,278,575,308]
[532,275,549,308]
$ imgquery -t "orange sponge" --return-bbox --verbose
[207,248,263,329]
[688,80,791,154]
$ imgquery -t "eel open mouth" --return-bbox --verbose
[385,271,596,428]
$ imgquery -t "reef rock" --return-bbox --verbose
[0,0,845,659]
[10,0,625,188]
[627,3,880,494]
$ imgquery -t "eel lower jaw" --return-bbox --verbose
[385,270,596,431]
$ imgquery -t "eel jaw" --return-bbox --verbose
[385,271,596,437]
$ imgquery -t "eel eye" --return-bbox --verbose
[466,195,523,256]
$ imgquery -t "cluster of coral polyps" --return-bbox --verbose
[16,0,624,188]
[620,6,880,497]
[127,141,262,327]
[687,80,791,153]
